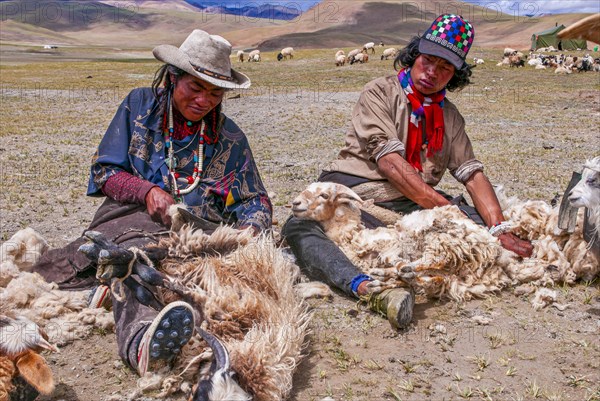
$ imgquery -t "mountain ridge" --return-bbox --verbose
[0,0,594,51]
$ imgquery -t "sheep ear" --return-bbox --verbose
[332,185,363,204]
[15,351,55,395]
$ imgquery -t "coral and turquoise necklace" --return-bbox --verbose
[164,95,204,201]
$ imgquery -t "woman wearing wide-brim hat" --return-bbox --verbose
[31,30,272,377]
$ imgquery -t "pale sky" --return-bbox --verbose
[462,0,599,15]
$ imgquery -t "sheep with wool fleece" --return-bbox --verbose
[86,222,314,400]
[277,47,294,61]
[346,48,360,62]
[290,182,536,301]
[497,177,599,283]
[381,47,397,60]
[363,42,375,54]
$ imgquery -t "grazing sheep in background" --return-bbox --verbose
[236,50,244,62]
[335,54,346,66]
[381,47,397,60]
[247,49,260,62]
[473,57,484,64]
[277,47,294,61]
[346,48,360,63]
[350,53,368,64]
[362,42,375,54]
[555,64,572,74]
[509,54,525,67]
[334,49,345,58]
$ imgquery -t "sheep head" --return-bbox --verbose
[189,329,251,401]
[292,183,364,222]
[568,156,600,210]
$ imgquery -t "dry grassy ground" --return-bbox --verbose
[1,47,600,401]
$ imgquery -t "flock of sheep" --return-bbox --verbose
[496,47,600,73]
[235,44,600,75]
[234,41,400,66]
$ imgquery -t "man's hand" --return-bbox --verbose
[498,232,533,258]
[145,187,175,227]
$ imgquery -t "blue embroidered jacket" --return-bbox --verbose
[87,88,272,231]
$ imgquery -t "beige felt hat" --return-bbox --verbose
[153,30,250,89]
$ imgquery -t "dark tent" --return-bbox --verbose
[531,25,587,50]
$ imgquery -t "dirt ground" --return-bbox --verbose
[1,50,600,401]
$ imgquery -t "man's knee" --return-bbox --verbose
[282,216,324,240]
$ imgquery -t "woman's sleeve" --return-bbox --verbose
[101,171,157,204]
[223,137,273,232]
[87,92,136,196]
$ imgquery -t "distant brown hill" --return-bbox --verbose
[0,0,594,52]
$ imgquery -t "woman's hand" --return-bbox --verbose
[498,232,533,258]
[145,187,175,227]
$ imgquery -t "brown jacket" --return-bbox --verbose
[324,75,483,201]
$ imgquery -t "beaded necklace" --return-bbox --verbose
[164,92,205,201]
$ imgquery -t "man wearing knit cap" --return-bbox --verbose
[284,14,533,330]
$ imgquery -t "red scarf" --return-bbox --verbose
[398,68,446,172]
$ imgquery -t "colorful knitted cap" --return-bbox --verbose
[418,14,474,69]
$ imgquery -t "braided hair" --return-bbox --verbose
[151,64,222,135]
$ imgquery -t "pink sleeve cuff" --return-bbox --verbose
[101,171,157,204]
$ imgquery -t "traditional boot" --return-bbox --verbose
[130,301,195,376]
[368,288,414,329]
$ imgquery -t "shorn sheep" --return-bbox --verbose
[291,181,599,303]
[363,42,375,54]
[335,54,346,66]
[277,47,294,61]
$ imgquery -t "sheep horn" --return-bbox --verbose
[332,184,363,203]
[199,328,230,371]
[190,329,252,401]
